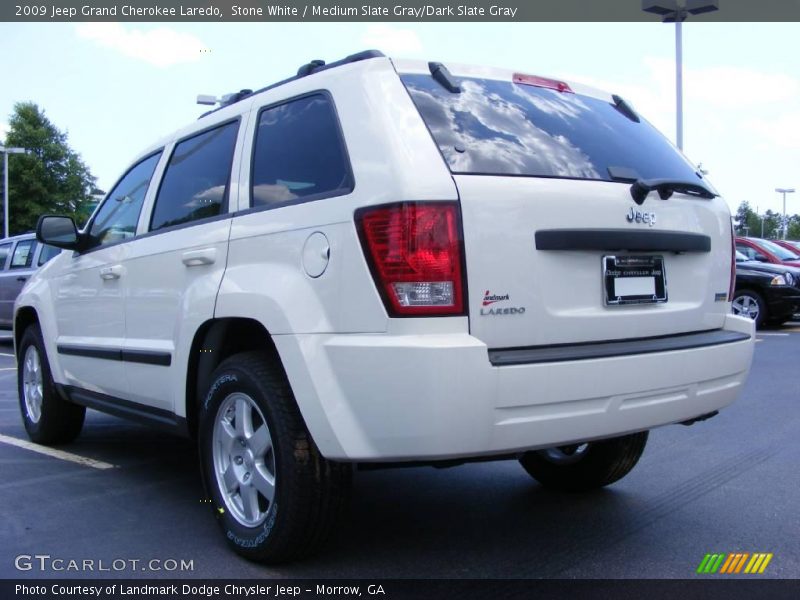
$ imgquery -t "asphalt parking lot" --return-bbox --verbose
[0,326,798,580]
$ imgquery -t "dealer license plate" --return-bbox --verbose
[603,255,667,306]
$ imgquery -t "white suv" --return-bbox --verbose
[15,51,755,562]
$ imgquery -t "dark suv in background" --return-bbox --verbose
[732,250,800,328]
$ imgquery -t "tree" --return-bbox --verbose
[0,102,97,236]
[734,201,761,237]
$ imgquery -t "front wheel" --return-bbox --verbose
[17,323,85,445]
[731,290,767,329]
[519,432,648,492]
[198,351,351,563]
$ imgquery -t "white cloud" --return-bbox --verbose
[745,112,800,150]
[645,57,800,109]
[74,23,206,68]
[564,58,800,149]
[0,122,8,143]
[361,25,423,56]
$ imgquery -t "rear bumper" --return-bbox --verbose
[276,315,755,461]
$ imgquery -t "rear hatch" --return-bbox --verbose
[400,66,733,349]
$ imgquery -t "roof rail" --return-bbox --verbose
[198,49,385,120]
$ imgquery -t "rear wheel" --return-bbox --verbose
[199,351,351,563]
[731,290,767,328]
[519,432,648,492]
[17,324,85,444]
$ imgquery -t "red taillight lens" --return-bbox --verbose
[356,202,466,316]
[729,223,736,301]
[513,73,573,93]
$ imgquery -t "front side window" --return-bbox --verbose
[251,94,352,208]
[38,244,61,266]
[150,121,239,232]
[89,152,162,247]
[10,239,36,268]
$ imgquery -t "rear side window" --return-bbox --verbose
[90,152,162,247]
[0,243,11,269]
[151,121,239,232]
[38,244,61,266]
[250,94,352,208]
[401,74,704,184]
[10,239,36,268]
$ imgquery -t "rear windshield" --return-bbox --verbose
[401,73,705,184]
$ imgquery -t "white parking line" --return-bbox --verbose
[0,368,16,371]
[0,433,117,470]
[0,353,15,357]
[757,333,790,337]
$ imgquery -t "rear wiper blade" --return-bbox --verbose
[630,179,717,205]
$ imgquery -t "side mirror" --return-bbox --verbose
[754,255,769,262]
[36,215,82,250]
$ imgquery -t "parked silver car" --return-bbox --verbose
[0,233,60,328]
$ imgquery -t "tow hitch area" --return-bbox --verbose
[680,411,719,426]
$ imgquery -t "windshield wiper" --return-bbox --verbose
[630,179,717,205]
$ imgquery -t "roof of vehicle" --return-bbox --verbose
[0,232,36,243]
[392,58,614,102]
[130,50,390,165]
[122,50,619,171]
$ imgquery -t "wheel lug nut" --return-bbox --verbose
[243,472,250,481]
[234,456,243,465]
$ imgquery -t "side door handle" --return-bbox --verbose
[16,276,28,282]
[99,265,123,280]
[182,248,217,267]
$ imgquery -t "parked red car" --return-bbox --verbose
[772,239,800,256]
[735,237,800,268]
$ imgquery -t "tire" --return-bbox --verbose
[198,351,351,563]
[731,289,767,329]
[17,323,85,445]
[519,432,648,492]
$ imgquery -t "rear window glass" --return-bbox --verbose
[401,74,705,184]
[0,243,11,269]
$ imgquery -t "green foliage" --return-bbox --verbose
[735,201,800,240]
[1,102,98,236]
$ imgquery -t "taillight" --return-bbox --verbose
[729,223,736,301]
[356,202,466,317]
[513,73,573,93]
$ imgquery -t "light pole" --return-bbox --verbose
[0,145,26,239]
[776,188,796,240]
[642,0,720,151]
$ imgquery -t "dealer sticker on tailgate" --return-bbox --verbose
[603,255,667,306]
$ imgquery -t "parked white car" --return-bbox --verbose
[15,51,755,562]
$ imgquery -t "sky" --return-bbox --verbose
[0,20,798,216]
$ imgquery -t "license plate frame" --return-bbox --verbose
[603,255,667,306]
